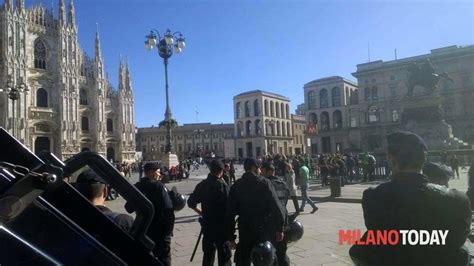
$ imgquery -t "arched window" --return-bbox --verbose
[320,89,328,108]
[34,40,46,69]
[36,88,48,107]
[309,113,318,125]
[245,120,252,136]
[286,121,291,136]
[286,104,290,119]
[34,137,50,155]
[333,110,343,129]
[308,90,316,110]
[235,102,242,119]
[275,102,280,118]
[264,100,269,116]
[276,121,281,136]
[351,89,359,105]
[255,119,262,135]
[107,118,113,132]
[280,103,285,120]
[332,87,341,107]
[368,106,379,123]
[80,89,88,105]
[245,101,251,117]
[237,121,243,137]
[254,99,260,116]
[371,86,378,100]
[270,101,274,117]
[81,116,89,131]
[321,112,330,131]
[282,122,286,136]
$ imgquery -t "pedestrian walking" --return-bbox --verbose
[298,158,318,214]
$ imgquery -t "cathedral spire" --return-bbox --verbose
[125,62,133,92]
[59,0,65,25]
[5,0,13,11]
[95,23,102,58]
[16,0,25,12]
[68,0,76,26]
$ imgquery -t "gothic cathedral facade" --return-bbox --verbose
[0,0,136,162]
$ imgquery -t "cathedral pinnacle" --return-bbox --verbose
[59,0,65,25]
[68,0,76,26]
[95,23,102,59]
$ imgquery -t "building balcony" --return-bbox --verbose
[29,106,56,120]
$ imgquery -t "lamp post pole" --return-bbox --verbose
[1,75,28,138]
[145,29,185,166]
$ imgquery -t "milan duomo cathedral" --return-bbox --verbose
[0,0,136,162]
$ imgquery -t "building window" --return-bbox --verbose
[390,86,397,98]
[81,116,89,131]
[332,87,341,107]
[350,116,357,127]
[371,86,378,100]
[178,144,183,152]
[280,103,285,119]
[275,102,280,118]
[214,143,218,151]
[392,110,399,122]
[235,102,242,119]
[286,104,290,119]
[254,99,260,116]
[36,88,48,107]
[368,106,379,123]
[80,89,88,105]
[350,89,359,105]
[319,89,328,108]
[106,118,113,132]
[245,101,251,117]
[255,119,262,135]
[333,110,342,129]
[390,75,395,81]
[364,87,370,101]
[245,120,252,136]
[270,101,275,117]
[264,100,269,116]
[34,40,46,69]
[237,121,243,137]
[142,146,146,152]
[308,90,316,110]
[321,111,330,131]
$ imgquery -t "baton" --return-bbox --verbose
[190,227,203,262]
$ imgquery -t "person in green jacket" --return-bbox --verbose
[298,158,318,214]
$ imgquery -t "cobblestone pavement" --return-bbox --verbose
[107,166,472,265]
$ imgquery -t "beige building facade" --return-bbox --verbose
[0,1,135,161]
[137,123,234,161]
[291,114,307,155]
[233,90,294,158]
[304,45,474,154]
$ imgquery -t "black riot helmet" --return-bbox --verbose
[286,219,304,243]
[251,241,275,266]
[169,186,186,211]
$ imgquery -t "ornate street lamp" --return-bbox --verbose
[0,75,28,137]
[145,29,185,167]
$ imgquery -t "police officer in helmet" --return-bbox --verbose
[261,162,291,266]
[225,158,285,266]
[188,159,232,265]
[125,162,175,266]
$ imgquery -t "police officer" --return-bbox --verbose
[349,131,471,266]
[75,170,134,232]
[261,162,291,266]
[188,159,231,266]
[125,162,175,266]
[225,158,285,266]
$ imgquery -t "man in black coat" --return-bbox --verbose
[349,131,471,266]
[225,158,285,266]
[188,159,232,265]
[261,162,291,266]
[125,162,175,266]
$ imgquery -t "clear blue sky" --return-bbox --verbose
[26,0,474,127]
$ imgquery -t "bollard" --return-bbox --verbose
[329,178,341,197]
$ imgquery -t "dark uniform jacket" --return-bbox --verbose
[225,172,285,242]
[267,176,290,234]
[97,205,134,233]
[126,178,175,237]
[350,172,471,266]
[188,174,229,235]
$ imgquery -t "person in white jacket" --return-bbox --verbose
[284,163,300,214]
